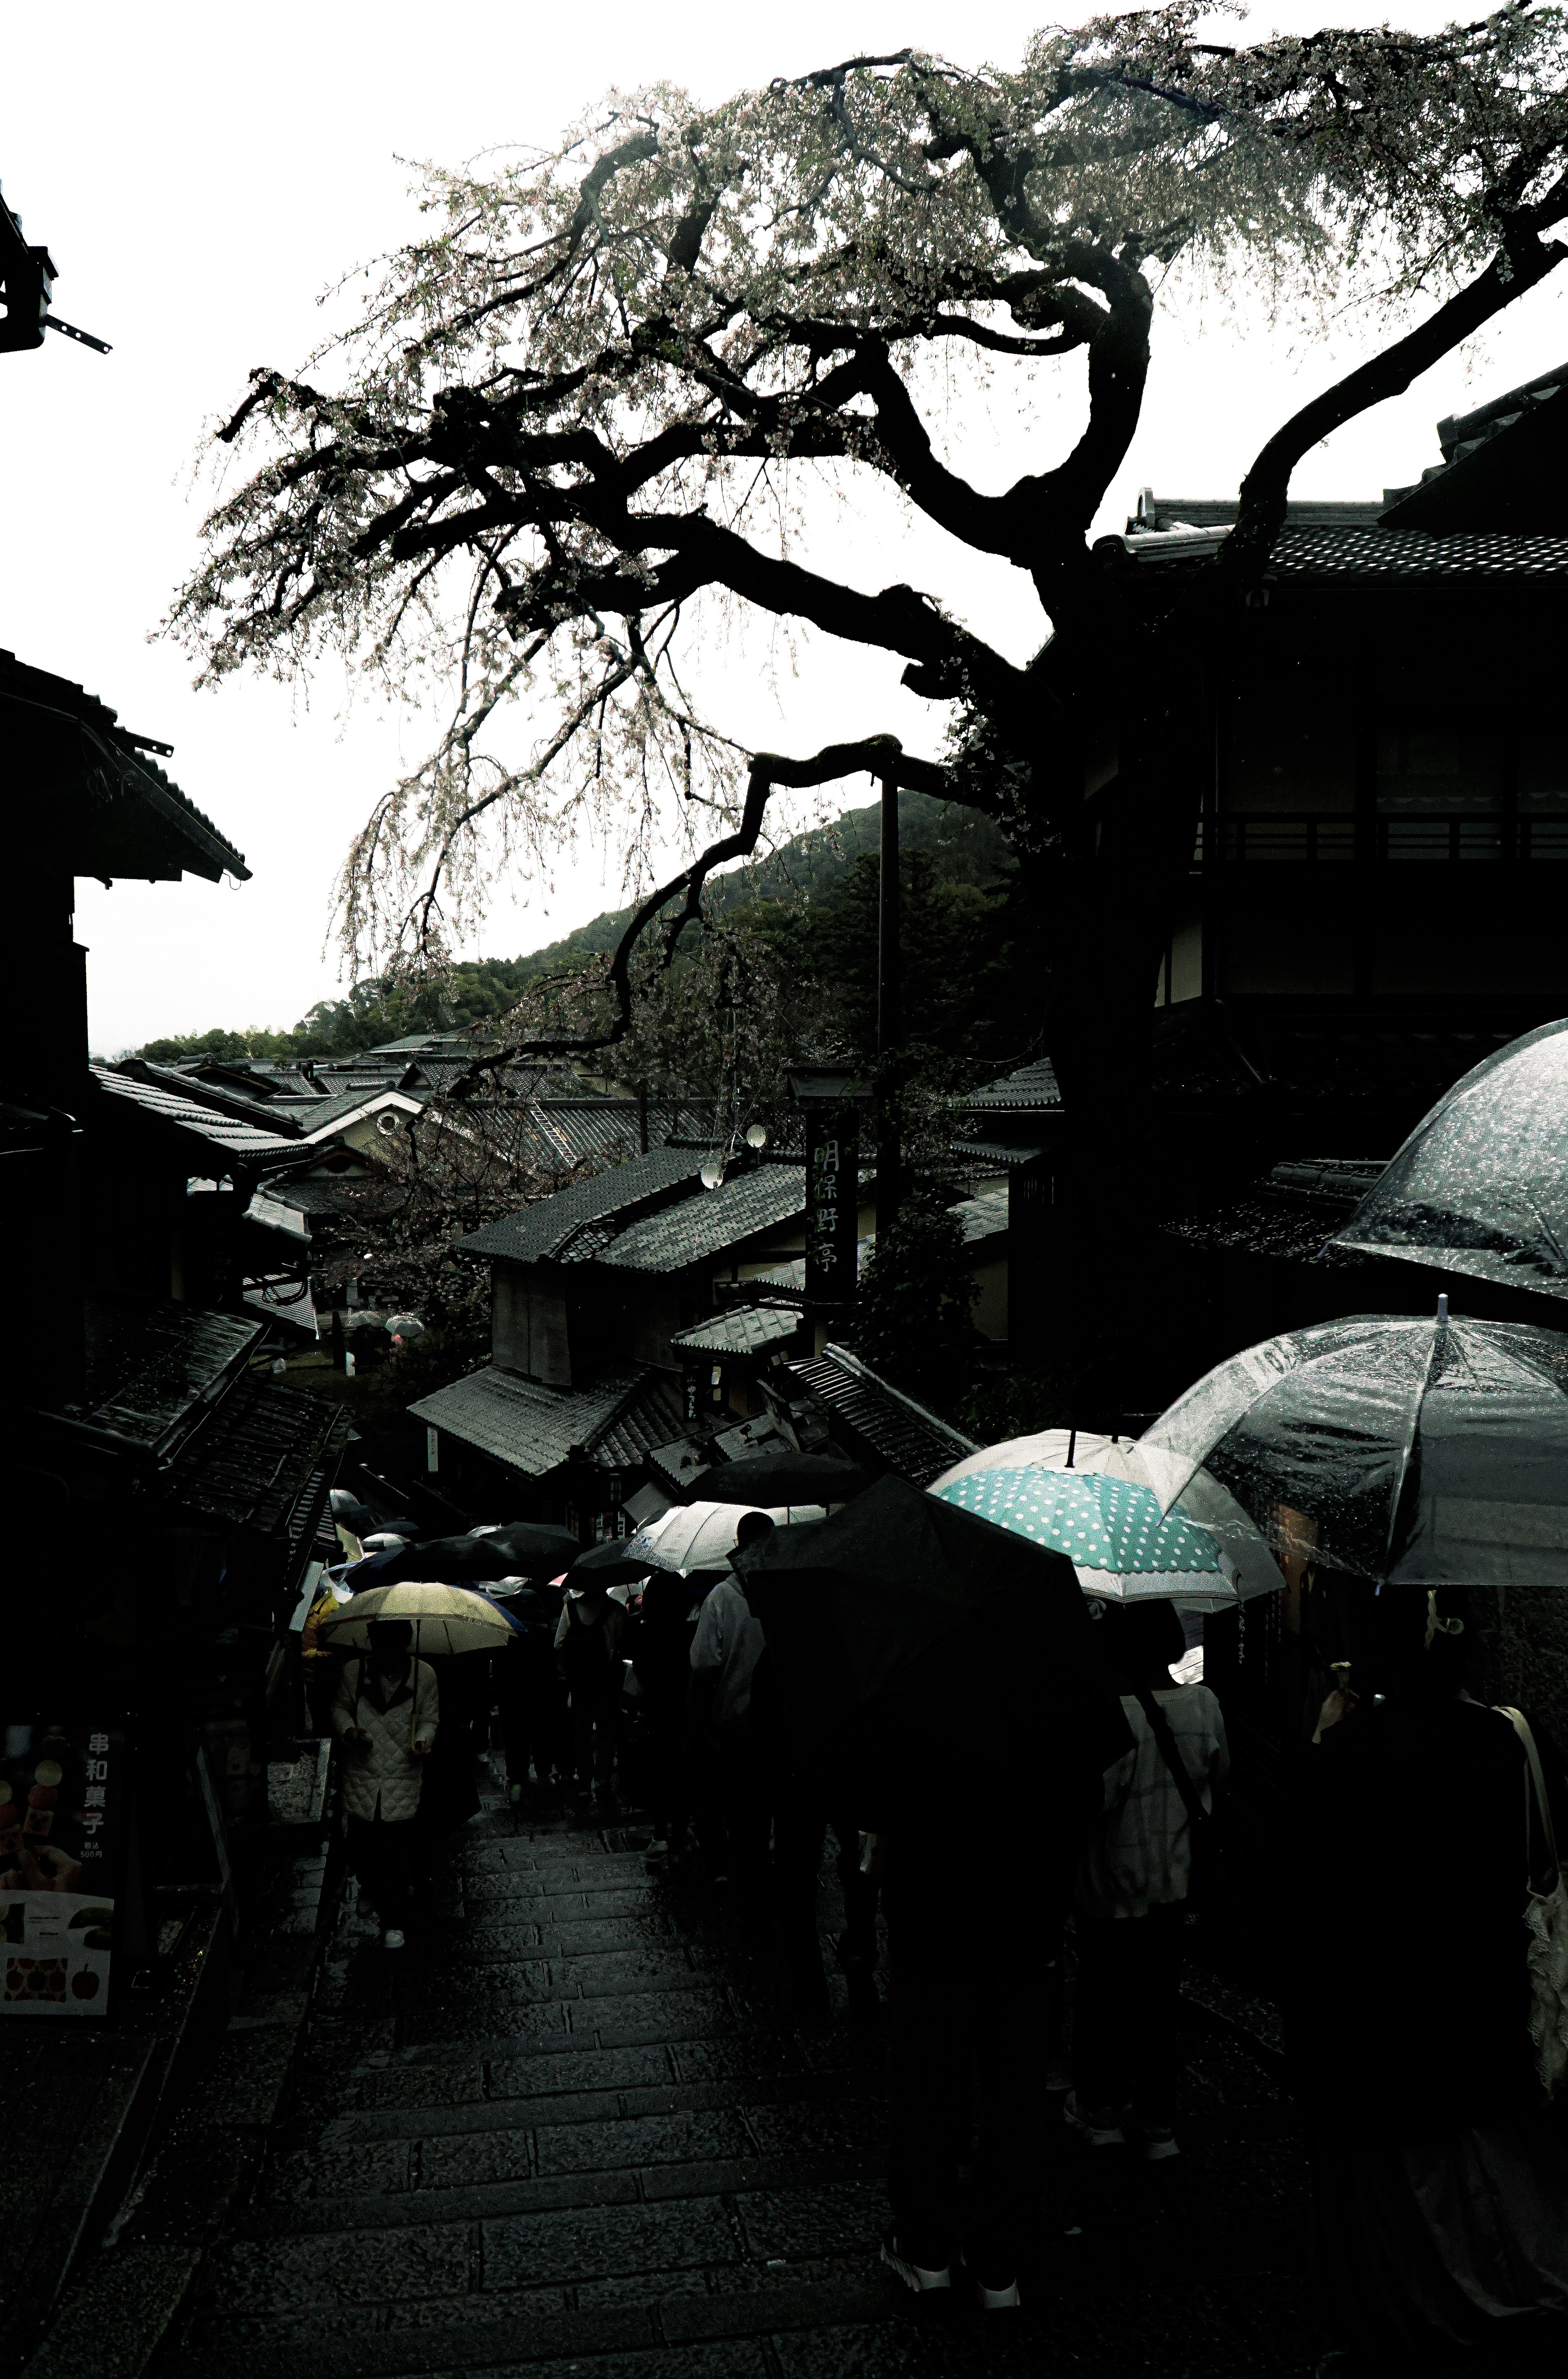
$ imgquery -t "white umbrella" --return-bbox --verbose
[931,1427,1283,1608]
[626,1499,826,1574]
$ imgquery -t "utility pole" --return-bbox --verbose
[877,768,901,1232]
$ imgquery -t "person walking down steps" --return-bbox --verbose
[332,1617,439,1951]
[1071,1598,1228,2160]
[556,1575,626,1807]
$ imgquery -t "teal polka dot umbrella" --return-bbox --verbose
[933,1468,1229,1600]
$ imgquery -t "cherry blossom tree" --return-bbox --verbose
[171,4,1568,1126]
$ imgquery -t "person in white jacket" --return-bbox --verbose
[333,1618,439,1948]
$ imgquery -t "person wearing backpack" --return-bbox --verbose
[1069,1597,1227,2161]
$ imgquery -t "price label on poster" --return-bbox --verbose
[0,1721,128,2018]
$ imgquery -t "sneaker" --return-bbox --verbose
[381,1927,406,1950]
[1137,2123,1179,2162]
[880,2228,951,2294]
[1064,2092,1125,2147]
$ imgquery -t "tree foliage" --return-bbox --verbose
[851,1187,980,1412]
[169,5,1568,1070]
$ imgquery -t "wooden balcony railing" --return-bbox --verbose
[1198,811,1568,863]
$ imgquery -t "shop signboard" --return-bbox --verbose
[804,1106,860,1319]
[0,1720,128,2017]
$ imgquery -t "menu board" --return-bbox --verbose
[0,1721,128,2018]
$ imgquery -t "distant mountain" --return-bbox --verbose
[136,792,1011,1062]
[506,789,1009,985]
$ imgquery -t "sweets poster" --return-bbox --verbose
[0,1721,127,2017]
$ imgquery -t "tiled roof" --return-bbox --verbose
[313,1069,407,1096]
[408,1362,677,1478]
[525,1100,711,1169]
[460,1147,703,1262]
[965,1058,1062,1114]
[670,1304,802,1358]
[595,1374,688,1469]
[752,1238,873,1299]
[90,1065,299,1162]
[369,1033,490,1056]
[955,1187,1009,1247]
[646,1436,714,1495]
[123,1060,303,1137]
[0,646,249,882]
[786,1343,976,1489]
[951,1138,1043,1167]
[64,1298,265,1455]
[161,1377,350,1536]
[1158,1188,1369,1266]
[599,1166,806,1274]
[1111,522,1568,580]
[299,1088,425,1135]
[250,1171,393,1220]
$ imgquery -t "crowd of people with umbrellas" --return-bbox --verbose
[300,1022,1568,2376]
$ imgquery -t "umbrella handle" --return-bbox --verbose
[411,1617,422,1752]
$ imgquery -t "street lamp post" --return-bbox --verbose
[876,768,901,1234]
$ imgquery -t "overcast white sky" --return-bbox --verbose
[7,2,1566,1053]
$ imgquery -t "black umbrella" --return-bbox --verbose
[330,1488,378,1537]
[565,1540,653,1590]
[734,1474,1130,1822]
[477,1520,586,1575]
[368,1533,521,1587]
[704,1447,871,1506]
[1332,1018,1568,1298]
[1138,1305,1568,1587]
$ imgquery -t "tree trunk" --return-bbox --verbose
[1039,660,1209,1415]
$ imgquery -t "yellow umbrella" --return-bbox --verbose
[316,1580,513,1654]
[318,1582,514,1748]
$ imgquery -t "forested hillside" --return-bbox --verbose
[136,793,1019,1062]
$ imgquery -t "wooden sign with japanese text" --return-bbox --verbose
[1,1720,128,2017]
[804,1109,860,1314]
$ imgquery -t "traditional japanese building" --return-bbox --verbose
[4,650,347,2023]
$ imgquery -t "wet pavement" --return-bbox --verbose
[153,1762,1324,2379]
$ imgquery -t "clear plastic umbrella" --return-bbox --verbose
[1332,1018,1568,1297]
[1138,1303,1568,1586]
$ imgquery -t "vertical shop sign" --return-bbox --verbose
[0,1720,128,2018]
[804,1106,860,1316]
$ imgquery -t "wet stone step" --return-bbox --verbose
[321,2064,884,2145]
[237,2145,882,2239]
[463,1886,663,1927]
[530,2107,753,2175]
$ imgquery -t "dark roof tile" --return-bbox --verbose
[460,1148,703,1262]
[598,1166,807,1274]
[965,1058,1062,1114]
[408,1362,675,1479]
[91,1065,299,1162]
[786,1343,975,1488]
